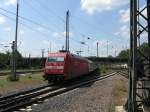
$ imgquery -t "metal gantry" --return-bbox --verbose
[129,0,150,111]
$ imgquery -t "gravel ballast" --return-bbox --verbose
[31,74,128,112]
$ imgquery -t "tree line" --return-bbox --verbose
[0,42,148,70]
[117,42,148,60]
[0,51,45,70]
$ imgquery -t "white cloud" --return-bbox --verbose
[52,31,73,37]
[114,25,130,39]
[4,0,16,6]
[0,16,6,24]
[119,8,129,23]
[81,0,129,14]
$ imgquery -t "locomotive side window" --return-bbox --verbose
[48,57,64,62]
[57,57,64,62]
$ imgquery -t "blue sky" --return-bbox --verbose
[0,0,134,57]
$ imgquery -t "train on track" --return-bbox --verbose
[43,51,98,83]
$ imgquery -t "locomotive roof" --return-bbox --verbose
[48,52,91,62]
[48,52,67,57]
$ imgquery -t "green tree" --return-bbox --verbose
[139,43,148,59]
[0,52,10,69]
[117,42,148,60]
[15,50,23,68]
[117,49,129,60]
[108,55,113,58]
[0,50,23,70]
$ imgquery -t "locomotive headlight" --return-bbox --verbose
[46,66,53,69]
[56,66,64,69]
[46,66,64,69]
[60,70,63,72]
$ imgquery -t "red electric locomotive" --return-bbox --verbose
[43,51,97,82]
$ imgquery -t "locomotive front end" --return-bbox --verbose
[43,53,67,82]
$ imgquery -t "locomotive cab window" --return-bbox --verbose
[48,57,64,62]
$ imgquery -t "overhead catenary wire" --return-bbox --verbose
[34,0,87,43]
[23,0,120,56]
[34,1,81,41]
[0,7,56,33]
[22,0,64,32]
[72,16,115,39]
[20,0,100,49]
[72,14,130,49]
[0,5,101,56]
[34,0,65,23]
[23,0,84,45]
[0,13,90,57]
[0,7,81,46]
[26,0,93,41]
[22,1,86,45]
[0,12,64,46]
[70,17,127,56]
[23,0,89,45]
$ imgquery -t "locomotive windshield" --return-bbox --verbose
[48,57,64,62]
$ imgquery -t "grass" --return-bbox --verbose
[0,72,45,94]
[99,64,112,75]
[112,79,127,102]
[113,80,127,96]
[0,79,8,88]
[107,78,128,112]
[108,102,115,112]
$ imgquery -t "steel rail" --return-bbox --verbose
[0,84,52,101]
[0,86,61,110]
[116,71,129,79]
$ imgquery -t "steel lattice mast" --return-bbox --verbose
[128,0,150,111]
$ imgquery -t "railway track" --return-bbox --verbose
[0,72,118,112]
[116,70,129,79]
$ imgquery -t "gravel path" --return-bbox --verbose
[31,75,127,112]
